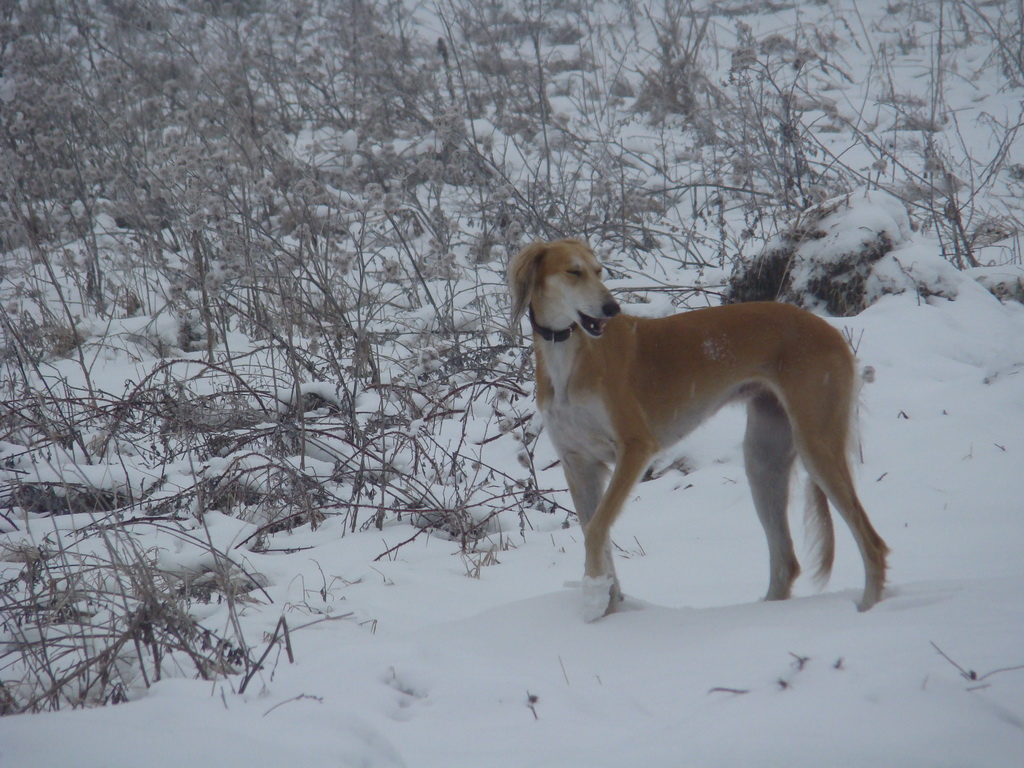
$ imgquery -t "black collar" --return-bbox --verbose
[529,307,575,343]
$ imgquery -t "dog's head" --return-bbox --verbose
[508,238,620,338]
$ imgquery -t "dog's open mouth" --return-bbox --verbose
[578,312,609,337]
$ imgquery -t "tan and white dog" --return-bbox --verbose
[509,238,888,621]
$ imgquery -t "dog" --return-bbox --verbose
[509,238,888,621]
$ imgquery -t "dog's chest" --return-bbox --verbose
[536,343,617,462]
[541,393,617,463]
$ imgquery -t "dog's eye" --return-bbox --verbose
[567,269,583,277]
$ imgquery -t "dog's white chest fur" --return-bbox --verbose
[543,394,617,465]
[539,342,618,464]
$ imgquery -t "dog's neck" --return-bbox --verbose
[529,305,589,405]
[529,306,576,343]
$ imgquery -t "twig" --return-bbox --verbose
[977,664,1024,682]
[931,641,1024,683]
[262,693,324,717]
[287,613,356,633]
[374,527,431,562]
[238,616,293,694]
[931,640,976,680]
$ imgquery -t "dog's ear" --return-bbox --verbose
[508,241,548,329]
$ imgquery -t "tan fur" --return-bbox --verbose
[509,238,888,620]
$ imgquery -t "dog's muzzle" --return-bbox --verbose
[579,300,620,337]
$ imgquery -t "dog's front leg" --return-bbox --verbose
[562,452,620,609]
[581,439,655,621]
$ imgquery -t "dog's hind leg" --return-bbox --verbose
[802,453,888,611]
[784,379,889,611]
[744,392,801,601]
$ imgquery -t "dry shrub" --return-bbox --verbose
[0,530,255,714]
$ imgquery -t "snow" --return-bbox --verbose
[795,190,913,266]
[581,573,617,622]
[0,75,15,103]
[2,1,1024,766]
[4,240,1023,768]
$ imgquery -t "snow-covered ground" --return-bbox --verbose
[2,0,1024,765]
[3,237,1023,767]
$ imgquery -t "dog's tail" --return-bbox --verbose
[804,360,876,589]
[804,480,836,587]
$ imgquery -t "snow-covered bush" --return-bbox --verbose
[0,527,255,713]
[725,190,914,314]
[727,189,1024,314]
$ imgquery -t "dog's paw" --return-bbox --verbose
[581,574,616,622]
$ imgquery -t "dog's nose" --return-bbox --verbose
[603,299,621,318]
